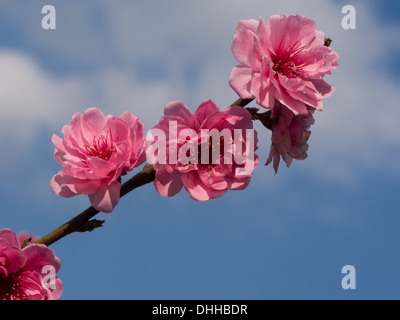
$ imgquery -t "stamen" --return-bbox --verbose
[271,37,312,79]
[84,129,116,161]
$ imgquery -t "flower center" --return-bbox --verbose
[198,135,229,171]
[272,38,312,79]
[0,275,27,300]
[177,135,228,171]
[85,129,116,161]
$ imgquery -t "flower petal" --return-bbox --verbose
[164,101,193,127]
[154,170,183,197]
[232,27,262,69]
[22,244,61,274]
[89,180,121,213]
[87,156,117,178]
[81,108,108,143]
[229,66,254,99]
[193,99,219,129]
[181,171,213,201]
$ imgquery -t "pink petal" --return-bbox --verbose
[181,171,213,201]
[200,111,229,131]
[0,229,20,247]
[256,17,269,54]
[67,112,89,148]
[107,117,129,142]
[303,46,339,78]
[89,180,121,213]
[267,15,289,55]
[0,247,26,275]
[197,166,229,190]
[289,89,318,109]
[278,74,305,92]
[87,157,117,177]
[119,111,144,136]
[310,79,335,99]
[0,266,7,279]
[50,174,78,197]
[265,144,279,173]
[22,244,61,274]
[164,101,193,127]
[52,134,86,167]
[48,278,63,300]
[274,129,291,154]
[154,170,183,197]
[223,105,253,130]
[252,68,275,109]
[193,99,219,130]
[229,66,254,99]
[228,175,251,190]
[232,28,262,69]
[50,173,101,197]
[274,85,308,116]
[288,15,316,47]
[235,19,259,34]
[81,108,108,143]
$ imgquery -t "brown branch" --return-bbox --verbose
[34,164,155,247]
[246,108,273,130]
[230,98,254,108]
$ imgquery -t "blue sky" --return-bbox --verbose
[1,0,400,300]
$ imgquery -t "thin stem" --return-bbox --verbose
[230,98,254,108]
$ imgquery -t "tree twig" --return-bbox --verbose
[34,164,155,247]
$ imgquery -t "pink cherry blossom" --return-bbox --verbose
[229,15,338,115]
[149,99,258,201]
[266,101,315,173]
[50,108,146,213]
[0,228,63,300]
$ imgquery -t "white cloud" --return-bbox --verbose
[0,50,86,144]
[0,50,178,135]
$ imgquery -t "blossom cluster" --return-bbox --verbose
[49,14,337,212]
[230,15,338,171]
[0,229,62,300]
[1,14,338,300]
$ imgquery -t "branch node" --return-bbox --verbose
[79,219,105,233]
[21,237,32,249]
[324,37,332,47]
